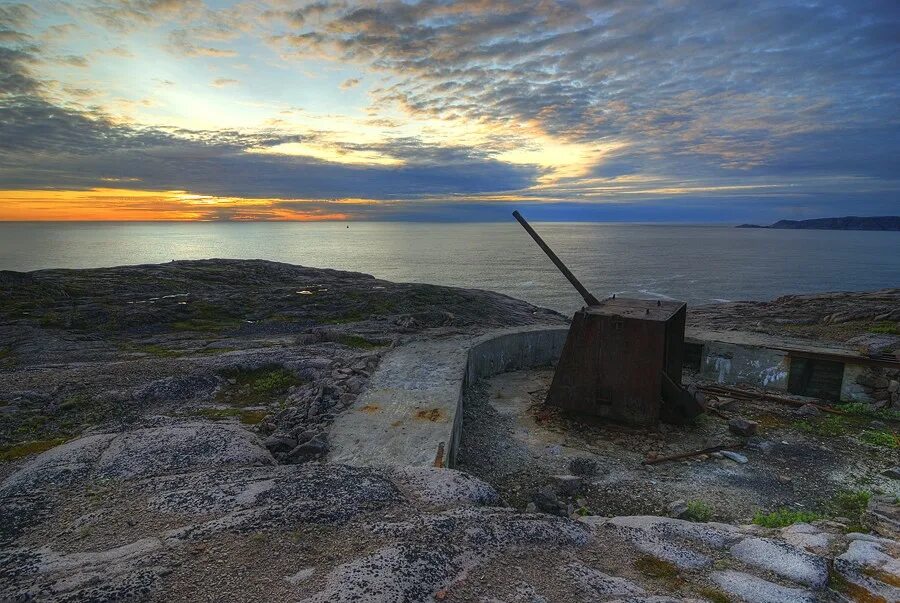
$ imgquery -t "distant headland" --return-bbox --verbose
[736,216,900,231]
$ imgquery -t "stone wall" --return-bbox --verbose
[843,365,900,408]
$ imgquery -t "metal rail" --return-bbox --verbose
[512,210,601,307]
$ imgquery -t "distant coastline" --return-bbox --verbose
[736,216,900,231]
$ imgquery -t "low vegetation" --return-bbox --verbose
[217,366,303,406]
[794,415,850,437]
[193,408,268,425]
[859,429,898,448]
[695,586,732,603]
[837,402,900,422]
[752,489,872,530]
[831,489,871,523]
[684,500,713,522]
[634,556,679,580]
[0,437,69,461]
[867,321,900,335]
[752,508,822,528]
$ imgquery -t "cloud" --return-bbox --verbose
[168,29,237,57]
[56,54,89,67]
[89,0,203,30]
[63,86,100,98]
[1,0,898,221]
[268,0,900,185]
[0,91,536,200]
[211,77,238,87]
[103,45,133,57]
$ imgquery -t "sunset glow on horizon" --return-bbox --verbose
[0,1,897,222]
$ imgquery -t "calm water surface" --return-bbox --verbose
[1,222,897,313]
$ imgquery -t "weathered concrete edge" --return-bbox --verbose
[447,326,568,467]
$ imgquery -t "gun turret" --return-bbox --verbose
[512,209,702,427]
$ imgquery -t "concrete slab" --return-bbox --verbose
[327,326,566,468]
[687,328,870,360]
[327,336,470,468]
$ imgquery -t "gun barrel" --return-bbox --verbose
[512,210,601,307]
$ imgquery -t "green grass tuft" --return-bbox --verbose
[794,415,850,437]
[752,508,821,528]
[634,556,679,580]
[684,500,713,522]
[335,334,386,350]
[831,489,871,520]
[867,321,900,335]
[859,430,898,448]
[696,586,732,603]
[217,366,303,406]
[0,437,69,461]
[838,402,900,422]
[194,408,268,425]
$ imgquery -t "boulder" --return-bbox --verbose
[779,523,831,555]
[881,466,900,480]
[864,494,900,539]
[531,487,568,517]
[550,475,584,496]
[666,500,689,519]
[721,450,748,464]
[285,436,329,463]
[834,536,900,603]
[263,434,297,454]
[728,417,758,437]
[794,404,821,417]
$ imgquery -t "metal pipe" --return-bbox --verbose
[512,210,601,306]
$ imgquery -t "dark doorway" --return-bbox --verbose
[683,342,703,372]
[787,356,844,400]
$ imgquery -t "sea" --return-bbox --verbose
[0,222,897,314]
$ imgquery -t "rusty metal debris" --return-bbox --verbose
[641,443,744,466]
[513,210,702,427]
[433,441,445,468]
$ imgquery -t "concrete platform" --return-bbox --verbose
[327,326,567,468]
[327,324,895,469]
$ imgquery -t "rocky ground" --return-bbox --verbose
[687,289,900,351]
[0,259,562,470]
[1,261,898,601]
[458,369,899,522]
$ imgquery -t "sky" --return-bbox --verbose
[0,0,897,222]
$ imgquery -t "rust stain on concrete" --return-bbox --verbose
[415,408,444,422]
[360,404,380,413]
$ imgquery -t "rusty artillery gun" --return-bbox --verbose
[513,210,703,426]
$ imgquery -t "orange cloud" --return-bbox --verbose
[0,188,350,221]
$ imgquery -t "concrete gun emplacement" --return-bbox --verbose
[512,210,702,426]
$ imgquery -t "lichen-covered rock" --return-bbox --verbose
[779,523,832,555]
[299,545,457,603]
[729,537,829,588]
[565,562,645,598]
[834,534,900,602]
[1,419,275,498]
[711,570,817,603]
[390,467,501,507]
